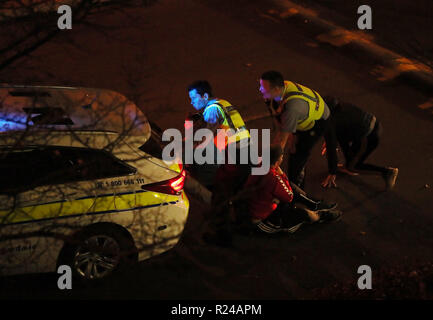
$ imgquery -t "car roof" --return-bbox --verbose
[0,85,150,137]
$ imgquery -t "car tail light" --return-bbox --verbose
[141,169,186,195]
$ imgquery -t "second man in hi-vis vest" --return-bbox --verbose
[259,70,332,189]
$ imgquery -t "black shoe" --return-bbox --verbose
[318,210,342,223]
[281,222,305,233]
[314,200,338,212]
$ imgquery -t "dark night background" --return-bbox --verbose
[1,0,433,300]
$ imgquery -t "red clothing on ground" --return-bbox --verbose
[244,167,294,221]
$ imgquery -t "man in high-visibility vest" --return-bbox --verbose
[259,70,331,189]
[187,80,251,187]
[188,81,250,149]
[187,80,251,246]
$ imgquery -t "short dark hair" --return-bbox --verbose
[260,70,284,88]
[323,95,340,113]
[187,80,213,97]
[269,145,284,165]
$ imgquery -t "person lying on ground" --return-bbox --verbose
[202,151,338,245]
[243,146,341,234]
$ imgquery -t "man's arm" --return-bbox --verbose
[321,119,338,188]
[206,121,221,137]
[191,104,225,149]
[203,104,224,133]
[271,168,294,203]
[279,99,307,154]
[278,131,296,153]
[265,99,282,131]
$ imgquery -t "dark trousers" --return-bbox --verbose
[288,118,329,187]
[341,120,388,175]
[191,142,251,190]
[264,202,310,229]
[207,146,253,240]
[290,182,321,208]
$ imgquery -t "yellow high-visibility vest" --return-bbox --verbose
[204,99,250,148]
[281,81,326,131]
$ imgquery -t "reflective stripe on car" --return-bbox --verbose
[0,190,180,225]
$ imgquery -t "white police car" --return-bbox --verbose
[0,85,189,281]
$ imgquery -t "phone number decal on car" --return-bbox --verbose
[95,178,146,188]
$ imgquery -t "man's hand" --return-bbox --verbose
[321,174,337,188]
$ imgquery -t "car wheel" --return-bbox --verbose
[59,224,137,282]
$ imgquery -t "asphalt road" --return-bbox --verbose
[1,0,433,299]
[287,0,433,68]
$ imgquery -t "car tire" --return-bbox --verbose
[58,224,138,283]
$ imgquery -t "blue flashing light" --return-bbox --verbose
[0,114,27,132]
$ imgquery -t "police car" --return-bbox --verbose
[0,85,189,281]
